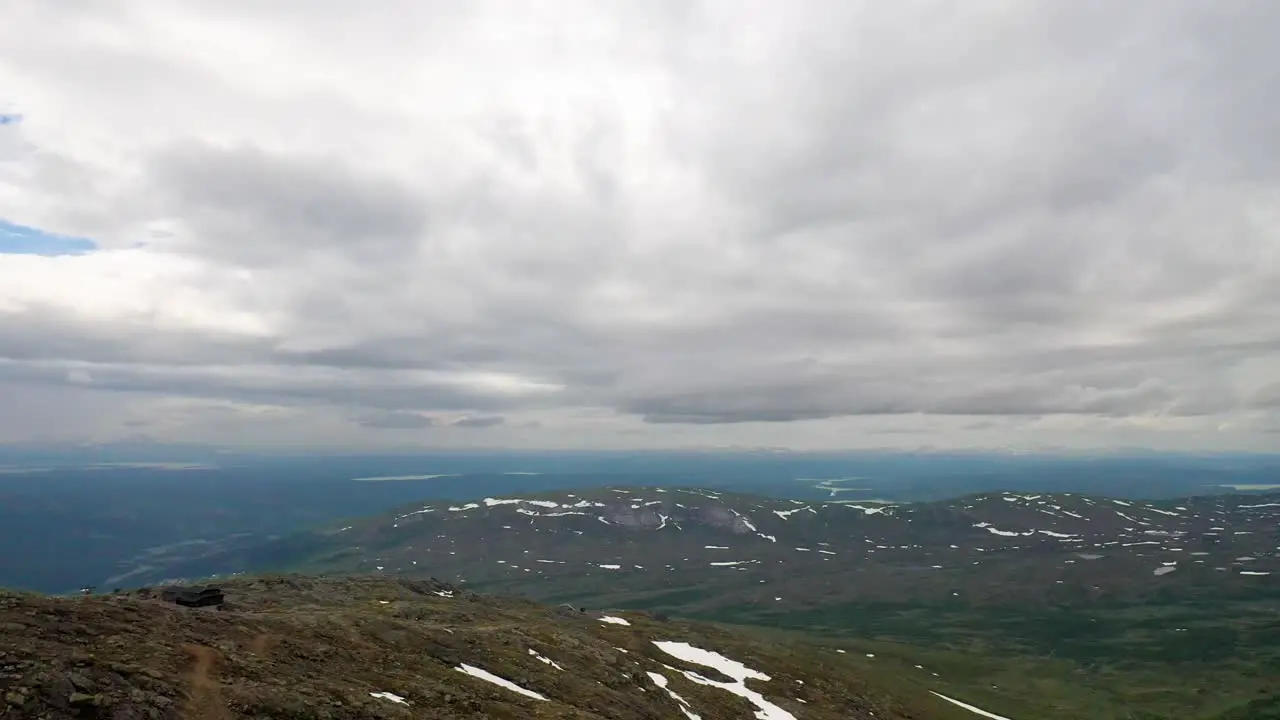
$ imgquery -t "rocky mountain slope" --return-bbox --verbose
[123,488,1280,719]
[0,575,992,720]
[11,491,1280,719]
[147,488,1279,613]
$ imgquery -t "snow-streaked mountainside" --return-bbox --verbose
[22,492,1280,720]
[10,452,1280,596]
[0,575,998,720]
[136,488,1279,611]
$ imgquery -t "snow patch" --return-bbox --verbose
[528,649,564,671]
[455,664,548,701]
[653,641,796,720]
[846,504,891,515]
[930,691,1016,720]
[647,672,702,720]
[974,523,1030,537]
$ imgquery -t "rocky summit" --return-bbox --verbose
[0,575,992,720]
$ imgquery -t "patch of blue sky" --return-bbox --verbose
[0,220,98,256]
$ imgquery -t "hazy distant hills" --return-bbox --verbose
[5,450,1280,594]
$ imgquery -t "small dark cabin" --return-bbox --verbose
[160,585,225,608]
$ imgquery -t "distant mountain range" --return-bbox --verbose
[6,449,1280,718]
[9,450,1280,597]
[138,487,1280,612]
[14,487,1280,719]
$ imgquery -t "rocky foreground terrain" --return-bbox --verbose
[0,574,996,720]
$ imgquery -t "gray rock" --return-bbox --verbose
[67,671,95,691]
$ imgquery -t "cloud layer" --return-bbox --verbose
[1,1,1278,450]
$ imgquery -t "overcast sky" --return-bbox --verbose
[1,1,1278,452]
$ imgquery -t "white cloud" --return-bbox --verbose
[0,1,1278,451]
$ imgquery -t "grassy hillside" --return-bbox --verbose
[0,574,1002,720]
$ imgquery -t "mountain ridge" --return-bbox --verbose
[10,485,1280,718]
[0,574,990,720]
[30,487,1279,719]
[136,487,1280,608]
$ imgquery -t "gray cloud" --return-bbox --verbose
[353,411,435,430]
[144,141,431,269]
[450,416,505,429]
[623,370,1225,425]
[1251,383,1280,409]
[0,2,1278,450]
